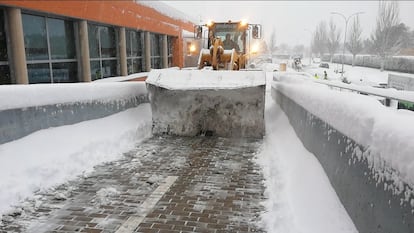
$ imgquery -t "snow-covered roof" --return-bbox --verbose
[182,29,194,38]
[136,1,197,24]
[146,69,266,90]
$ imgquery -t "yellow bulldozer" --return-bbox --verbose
[195,20,261,70]
[145,20,265,139]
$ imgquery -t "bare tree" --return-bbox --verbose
[326,18,341,63]
[312,21,328,58]
[371,1,402,71]
[268,28,277,55]
[362,38,374,54]
[394,23,412,49]
[293,44,305,56]
[346,15,363,66]
[278,43,290,54]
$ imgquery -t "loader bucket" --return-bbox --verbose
[198,48,239,70]
[146,69,266,138]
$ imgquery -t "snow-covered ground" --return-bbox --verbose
[0,104,152,217]
[0,82,147,111]
[1,63,413,232]
[302,60,414,87]
[257,74,357,232]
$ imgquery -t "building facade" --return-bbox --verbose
[0,0,194,84]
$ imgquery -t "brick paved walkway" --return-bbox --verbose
[0,136,266,233]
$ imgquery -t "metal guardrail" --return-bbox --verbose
[314,79,414,105]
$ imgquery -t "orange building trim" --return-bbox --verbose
[0,0,194,67]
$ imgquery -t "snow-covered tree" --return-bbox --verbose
[292,44,305,56]
[346,16,363,66]
[371,1,402,71]
[268,28,277,55]
[312,21,328,57]
[394,23,412,49]
[278,43,290,54]
[362,38,374,54]
[326,18,341,63]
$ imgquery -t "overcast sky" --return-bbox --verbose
[162,1,414,47]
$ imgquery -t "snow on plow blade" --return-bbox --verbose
[146,69,265,138]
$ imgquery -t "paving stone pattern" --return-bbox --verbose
[0,136,266,233]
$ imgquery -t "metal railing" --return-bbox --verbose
[314,79,414,106]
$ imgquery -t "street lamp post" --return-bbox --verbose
[331,11,364,78]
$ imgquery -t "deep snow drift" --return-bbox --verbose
[0,82,147,111]
[257,87,357,233]
[4,64,412,232]
[274,72,414,206]
[0,105,152,216]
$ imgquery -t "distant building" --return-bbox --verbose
[0,0,195,84]
[399,48,414,56]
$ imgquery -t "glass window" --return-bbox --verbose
[88,24,119,79]
[100,26,116,58]
[90,61,101,81]
[126,29,143,74]
[88,24,100,58]
[23,14,77,84]
[127,58,143,74]
[151,33,162,69]
[168,36,174,67]
[23,14,48,60]
[28,63,51,84]
[167,36,173,56]
[151,33,161,57]
[0,10,9,84]
[0,10,8,61]
[0,65,10,84]
[52,62,77,83]
[48,18,75,59]
[102,60,117,78]
[126,30,142,57]
[151,57,161,69]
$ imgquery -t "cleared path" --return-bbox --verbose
[0,136,265,233]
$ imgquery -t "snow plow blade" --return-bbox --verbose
[146,69,265,138]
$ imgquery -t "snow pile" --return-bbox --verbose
[146,69,266,90]
[95,187,121,205]
[0,82,147,110]
[147,69,265,138]
[0,104,152,217]
[259,63,280,72]
[93,72,149,83]
[273,73,414,200]
[257,90,357,233]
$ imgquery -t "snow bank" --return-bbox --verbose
[257,89,357,233]
[324,54,414,74]
[146,69,266,90]
[93,72,149,83]
[314,79,414,103]
[0,82,147,111]
[273,73,414,197]
[0,104,152,217]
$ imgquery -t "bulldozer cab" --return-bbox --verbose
[207,21,247,54]
[195,20,261,70]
